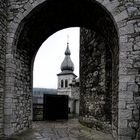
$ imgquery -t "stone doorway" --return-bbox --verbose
[4,0,119,137]
[1,0,139,139]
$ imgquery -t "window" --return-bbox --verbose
[61,80,63,88]
[65,80,68,87]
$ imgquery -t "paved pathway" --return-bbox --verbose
[2,119,113,140]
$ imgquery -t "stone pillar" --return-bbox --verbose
[4,45,33,135]
[118,22,140,140]
[79,28,112,133]
[117,2,140,139]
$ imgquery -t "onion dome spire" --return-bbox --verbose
[60,37,74,72]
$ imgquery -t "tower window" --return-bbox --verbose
[61,80,64,88]
[65,80,68,87]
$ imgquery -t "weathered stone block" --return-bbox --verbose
[119,91,133,101]
[119,24,134,35]
[119,109,132,119]
[4,109,12,115]
[118,118,127,128]
[120,42,133,52]
[120,35,128,43]
[118,136,132,140]
[127,83,138,92]
[118,101,126,109]
[119,75,135,83]
[119,82,127,91]
[118,128,135,137]
[115,10,128,22]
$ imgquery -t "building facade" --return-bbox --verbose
[57,42,79,114]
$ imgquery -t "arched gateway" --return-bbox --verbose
[0,0,139,139]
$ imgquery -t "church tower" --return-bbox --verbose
[57,40,77,98]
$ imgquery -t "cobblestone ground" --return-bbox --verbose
[2,119,113,140]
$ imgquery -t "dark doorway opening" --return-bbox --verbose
[43,94,69,120]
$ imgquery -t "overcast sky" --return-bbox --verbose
[33,27,80,89]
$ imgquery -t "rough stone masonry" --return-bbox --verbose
[0,0,140,140]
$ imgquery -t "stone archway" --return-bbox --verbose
[0,0,139,140]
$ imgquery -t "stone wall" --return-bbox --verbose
[0,0,8,137]
[4,44,32,135]
[13,49,32,133]
[117,1,140,139]
[3,0,42,135]
[79,24,119,136]
[79,28,113,133]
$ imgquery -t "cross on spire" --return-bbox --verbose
[67,35,69,45]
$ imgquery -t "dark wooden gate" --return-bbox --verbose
[43,94,68,120]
